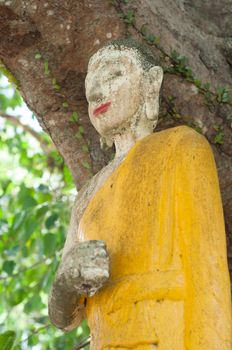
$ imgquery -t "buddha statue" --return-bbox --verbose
[48,40,232,349]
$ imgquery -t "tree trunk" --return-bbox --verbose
[0,0,232,279]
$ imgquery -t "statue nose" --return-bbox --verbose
[88,81,104,103]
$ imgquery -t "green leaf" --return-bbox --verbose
[0,331,16,350]
[18,185,37,209]
[54,84,61,91]
[22,195,37,209]
[52,78,61,91]
[214,131,224,144]
[62,101,69,108]
[24,219,38,240]
[82,145,89,153]
[2,261,15,275]
[12,212,26,230]
[24,294,43,313]
[0,179,11,194]
[28,334,39,346]
[216,87,231,103]
[81,161,91,170]
[70,112,79,123]
[63,165,74,186]
[35,53,42,60]
[75,132,83,140]
[122,10,135,25]
[45,213,58,229]
[9,288,25,306]
[36,205,49,218]
[146,34,156,44]
[37,184,49,193]
[43,233,57,256]
[140,24,148,37]
[78,125,84,134]
[44,60,50,75]
[194,79,202,88]
[203,82,210,90]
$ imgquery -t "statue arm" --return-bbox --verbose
[48,199,86,332]
[48,195,109,332]
[176,129,231,349]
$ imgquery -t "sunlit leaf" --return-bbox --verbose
[9,288,26,306]
[2,261,15,275]
[43,233,57,256]
[0,330,16,350]
[45,213,58,229]
[24,294,43,313]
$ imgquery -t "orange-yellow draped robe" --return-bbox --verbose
[78,126,231,350]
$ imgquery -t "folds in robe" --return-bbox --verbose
[77,126,231,350]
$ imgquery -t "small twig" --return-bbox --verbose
[0,111,54,155]
[17,324,51,346]
[0,255,55,281]
[73,336,91,350]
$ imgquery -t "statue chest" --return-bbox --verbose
[78,156,185,349]
[77,134,183,280]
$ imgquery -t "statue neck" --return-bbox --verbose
[113,131,136,158]
[113,126,152,158]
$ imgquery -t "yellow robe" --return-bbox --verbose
[78,126,231,350]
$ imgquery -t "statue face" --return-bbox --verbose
[85,49,144,137]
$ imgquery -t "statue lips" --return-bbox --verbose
[93,102,111,117]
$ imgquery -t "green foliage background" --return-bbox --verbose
[0,74,90,349]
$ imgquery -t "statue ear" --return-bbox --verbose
[143,66,163,124]
[149,66,163,92]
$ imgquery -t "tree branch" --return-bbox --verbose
[17,324,51,347]
[73,336,91,350]
[0,111,54,155]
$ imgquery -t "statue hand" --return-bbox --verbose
[59,240,110,297]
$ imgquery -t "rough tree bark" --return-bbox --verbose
[0,0,232,278]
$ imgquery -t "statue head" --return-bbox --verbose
[85,39,163,146]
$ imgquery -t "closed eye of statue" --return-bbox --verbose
[104,71,123,83]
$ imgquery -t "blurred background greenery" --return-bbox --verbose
[0,73,90,349]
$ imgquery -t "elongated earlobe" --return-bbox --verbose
[143,66,163,123]
[149,66,163,92]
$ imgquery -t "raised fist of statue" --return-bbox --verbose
[59,240,110,297]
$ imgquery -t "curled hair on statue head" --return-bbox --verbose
[104,38,161,70]
[89,38,161,72]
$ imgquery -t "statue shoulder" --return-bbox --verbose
[148,125,209,151]
[156,125,208,145]
[141,126,210,156]
[173,125,211,152]
[169,126,214,166]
